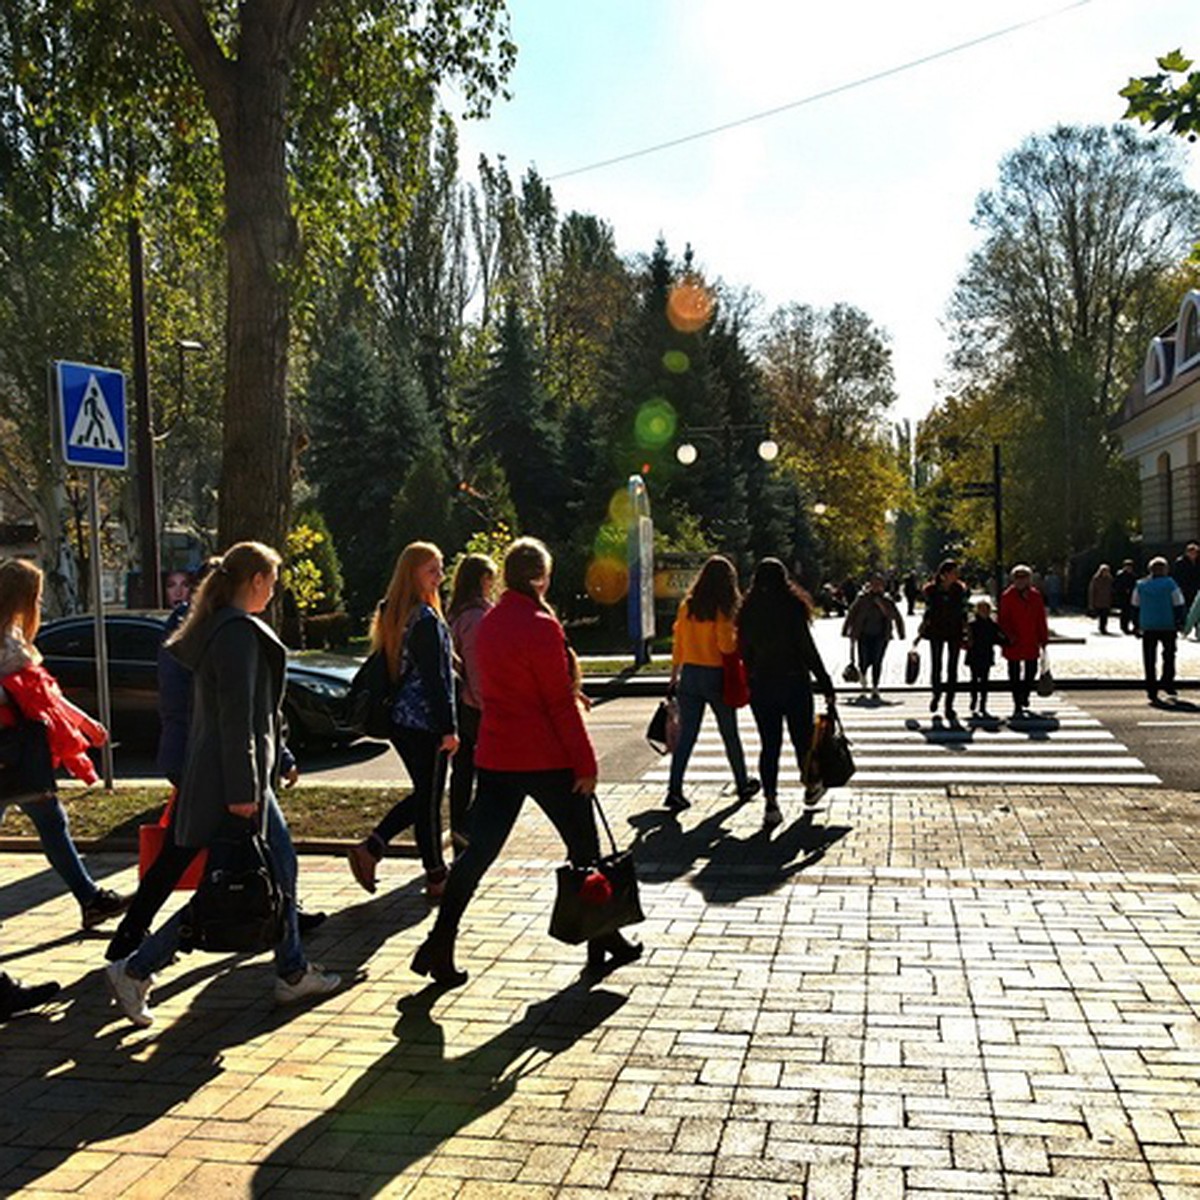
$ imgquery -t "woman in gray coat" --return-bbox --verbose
[105,542,339,1028]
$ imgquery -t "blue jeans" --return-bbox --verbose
[127,790,304,981]
[748,674,815,800]
[0,795,99,905]
[668,664,749,797]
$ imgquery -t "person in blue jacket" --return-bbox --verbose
[1133,556,1185,703]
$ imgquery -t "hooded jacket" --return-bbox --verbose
[168,607,285,848]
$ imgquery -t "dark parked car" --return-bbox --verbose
[35,612,363,749]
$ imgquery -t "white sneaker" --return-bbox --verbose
[105,957,154,1028]
[763,801,783,830]
[274,963,341,1006]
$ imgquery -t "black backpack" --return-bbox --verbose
[347,650,394,739]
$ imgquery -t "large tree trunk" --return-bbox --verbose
[215,29,295,554]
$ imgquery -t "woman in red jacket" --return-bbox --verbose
[411,537,641,986]
[0,558,129,931]
[998,564,1049,719]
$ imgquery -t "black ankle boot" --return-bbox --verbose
[585,931,643,975]
[410,937,467,988]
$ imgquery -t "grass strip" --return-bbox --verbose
[0,784,414,845]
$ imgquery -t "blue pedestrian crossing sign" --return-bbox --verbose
[56,361,127,470]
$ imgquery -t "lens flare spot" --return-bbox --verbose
[634,398,677,449]
[666,278,714,334]
[586,557,629,605]
[662,349,690,374]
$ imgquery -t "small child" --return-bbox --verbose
[965,600,1007,717]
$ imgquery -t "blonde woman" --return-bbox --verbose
[347,542,458,899]
[106,542,339,1027]
[0,558,128,930]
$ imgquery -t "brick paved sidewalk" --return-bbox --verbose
[2,782,1200,1197]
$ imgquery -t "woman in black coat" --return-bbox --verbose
[919,558,969,720]
[736,559,835,829]
[105,542,340,1028]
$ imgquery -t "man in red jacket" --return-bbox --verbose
[998,564,1049,720]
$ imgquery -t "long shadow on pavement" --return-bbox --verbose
[251,977,627,1196]
[0,878,431,1193]
[627,800,849,903]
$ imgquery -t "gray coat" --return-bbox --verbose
[168,606,286,849]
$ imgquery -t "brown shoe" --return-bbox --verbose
[424,870,447,903]
[347,842,378,894]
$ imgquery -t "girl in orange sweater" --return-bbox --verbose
[665,555,758,812]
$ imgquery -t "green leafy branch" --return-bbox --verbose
[1121,50,1199,140]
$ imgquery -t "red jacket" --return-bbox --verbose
[998,585,1048,661]
[1,663,106,784]
[474,590,597,779]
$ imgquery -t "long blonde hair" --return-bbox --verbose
[168,541,282,644]
[0,558,44,656]
[371,541,444,679]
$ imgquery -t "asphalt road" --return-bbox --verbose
[102,688,1198,793]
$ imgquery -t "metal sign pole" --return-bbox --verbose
[86,471,114,788]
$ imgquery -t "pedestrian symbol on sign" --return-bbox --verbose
[68,374,122,451]
[55,360,127,470]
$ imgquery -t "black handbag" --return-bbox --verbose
[183,818,285,954]
[549,795,644,945]
[804,710,855,790]
[645,696,679,755]
[905,646,921,685]
[348,650,393,739]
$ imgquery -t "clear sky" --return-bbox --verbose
[453,0,1200,424]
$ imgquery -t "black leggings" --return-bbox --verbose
[430,768,599,946]
[928,638,960,705]
[1008,659,1037,711]
[371,726,447,873]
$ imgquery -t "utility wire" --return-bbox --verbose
[547,0,1094,182]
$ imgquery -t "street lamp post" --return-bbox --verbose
[675,422,779,553]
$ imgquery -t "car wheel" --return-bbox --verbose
[282,702,308,750]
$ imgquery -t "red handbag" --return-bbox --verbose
[138,788,207,890]
[721,651,750,708]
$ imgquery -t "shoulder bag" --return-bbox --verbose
[802,709,855,790]
[183,812,285,954]
[138,789,207,891]
[549,795,644,945]
[721,651,750,708]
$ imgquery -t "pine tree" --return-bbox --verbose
[466,301,565,538]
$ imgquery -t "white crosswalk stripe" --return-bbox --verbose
[641,694,1162,790]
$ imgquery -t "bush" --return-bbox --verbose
[301,611,354,650]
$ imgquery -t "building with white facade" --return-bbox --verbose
[1116,289,1200,549]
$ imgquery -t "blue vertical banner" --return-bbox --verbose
[626,475,655,663]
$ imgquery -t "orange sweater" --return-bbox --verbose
[671,603,737,667]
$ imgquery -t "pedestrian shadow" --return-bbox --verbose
[250,977,627,1197]
[0,877,436,1192]
[626,796,748,886]
[688,811,851,903]
[1150,697,1200,712]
